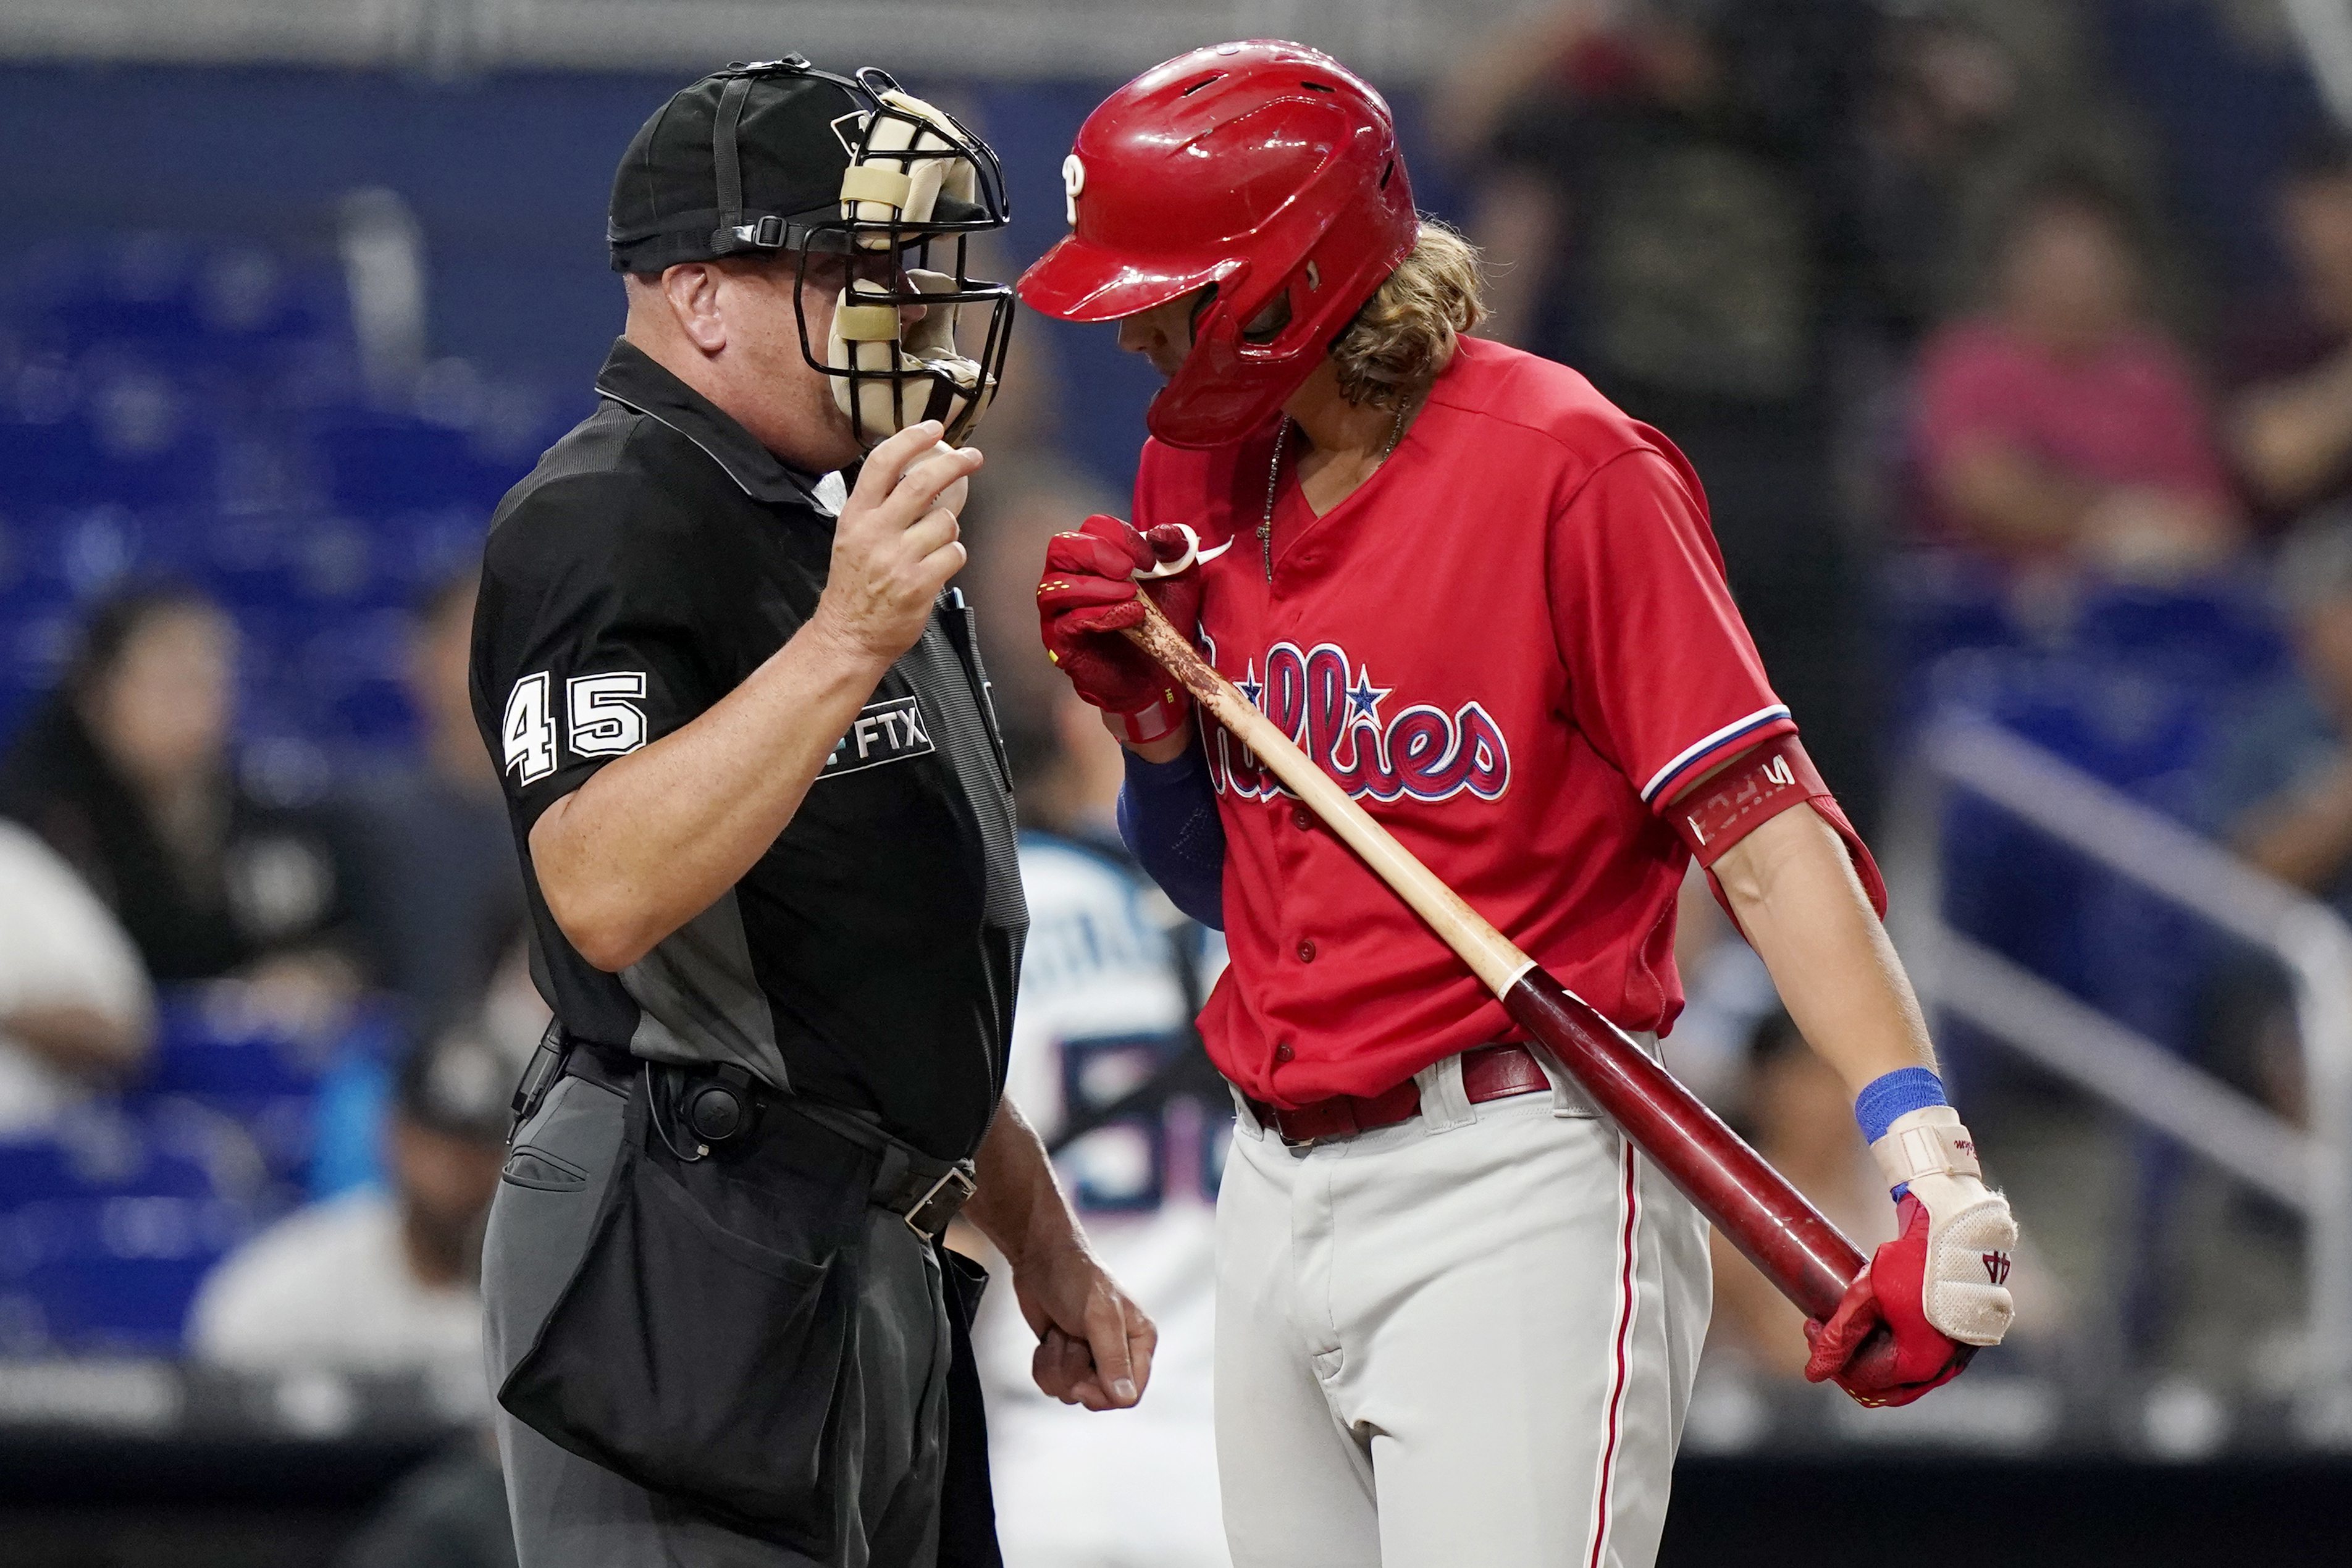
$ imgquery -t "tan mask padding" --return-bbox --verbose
[828,270,994,446]
[841,90,980,250]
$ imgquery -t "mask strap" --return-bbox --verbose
[708,72,757,254]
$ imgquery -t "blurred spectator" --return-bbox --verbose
[2207,513,2352,923]
[1858,0,2164,343]
[0,585,356,1010]
[185,1020,508,1391]
[960,454,1120,753]
[983,684,1227,1568]
[954,449,1228,1562]
[0,818,153,1131]
[1011,689,1128,851]
[1435,2,2156,336]
[2224,134,2352,527]
[309,935,549,1202]
[337,568,525,1042]
[1449,0,1886,823]
[1912,170,2242,582]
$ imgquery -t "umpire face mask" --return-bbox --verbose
[808,85,1010,448]
[613,59,1015,450]
[778,66,1014,449]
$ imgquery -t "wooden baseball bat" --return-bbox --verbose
[1123,595,1897,1371]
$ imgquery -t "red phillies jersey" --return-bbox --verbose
[1135,335,1796,1107]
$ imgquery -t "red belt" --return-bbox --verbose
[1245,1043,1550,1146]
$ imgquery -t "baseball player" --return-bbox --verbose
[1022,41,2018,1568]
[981,803,1229,1566]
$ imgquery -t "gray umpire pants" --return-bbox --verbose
[482,1072,951,1568]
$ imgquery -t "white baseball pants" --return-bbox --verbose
[1214,1051,1710,1568]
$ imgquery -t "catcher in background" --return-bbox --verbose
[1023,41,2017,1568]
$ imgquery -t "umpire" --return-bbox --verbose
[471,59,1154,1568]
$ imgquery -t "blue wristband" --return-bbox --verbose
[1856,1068,1947,1201]
[1854,1067,1947,1147]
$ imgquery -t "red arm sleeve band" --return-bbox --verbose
[1667,734,1888,920]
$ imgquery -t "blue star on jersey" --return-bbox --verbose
[1236,663,1266,709]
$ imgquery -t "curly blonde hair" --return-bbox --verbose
[1329,220,1487,409]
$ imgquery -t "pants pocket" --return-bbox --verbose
[501,1143,590,1192]
[497,1084,875,1556]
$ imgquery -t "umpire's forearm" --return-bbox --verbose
[527,616,892,971]
[964,1097,1090,1269]
[1713,805,1938,1097]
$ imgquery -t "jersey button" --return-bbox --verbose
[1296,939,1317,963]
[1274,1043,1294,1063]
[1291,805,1312,831]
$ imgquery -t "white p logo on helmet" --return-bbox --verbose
[1062,153,1085,228]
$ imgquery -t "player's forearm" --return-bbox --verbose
[1713,805,1937,1097]
[2229,351,2352,508]
[529,617,895,970]
[964,1097,1091,1270]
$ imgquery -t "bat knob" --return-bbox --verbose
[1835,1324,1976,1406]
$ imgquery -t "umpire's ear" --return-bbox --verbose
[658,262,728,353]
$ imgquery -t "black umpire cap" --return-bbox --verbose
[607,57,990,274]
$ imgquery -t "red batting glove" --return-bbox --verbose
[1036,515,1205,740]
[1806,1105,2018,1407]
[1802,1196,1973,1407]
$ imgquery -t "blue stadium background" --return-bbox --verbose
[4,9,2352,1558]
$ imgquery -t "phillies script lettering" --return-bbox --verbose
[1204,639,1512,804]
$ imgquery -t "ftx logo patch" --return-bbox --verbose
[821,695,934,778]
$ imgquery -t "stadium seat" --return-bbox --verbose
[0,1107,258,1351]
[310,416,503,518]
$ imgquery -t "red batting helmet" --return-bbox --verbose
[1015,40,1418,450]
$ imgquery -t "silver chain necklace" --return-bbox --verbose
[1258,398,1411,582]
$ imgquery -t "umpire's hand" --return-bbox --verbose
[811,419,985,663]
[1015,1240,1157,1412]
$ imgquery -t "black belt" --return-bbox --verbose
[549,1039,978,1241]
[558,1038,637,1096]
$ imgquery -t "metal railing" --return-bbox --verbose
[1888,714,2352,1439]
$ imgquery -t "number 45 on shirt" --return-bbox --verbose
[502,671,649,785]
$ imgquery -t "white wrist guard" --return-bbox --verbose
[1871,1106,2018,1348]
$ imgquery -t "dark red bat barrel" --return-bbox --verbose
[1503,970,1867,1328]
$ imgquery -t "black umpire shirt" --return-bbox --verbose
[469,339,1027,1161]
